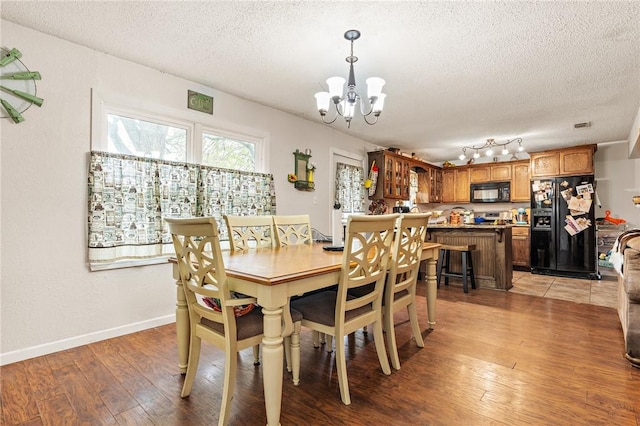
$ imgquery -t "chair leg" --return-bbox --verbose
[462,252,469,293]
[373,320,391,376]
[219,343,238,426]
[436,249,445,288]
[335,334,351,405]
[252,344,260,365]
[407,301,425,348]
[284,336,292,372]
[181,333,202,398]
[312,331,327,348]
[468,251,477,289]
[444,250,451,286]
[385,305,401,370]
[291,322,301,386]
[326,335,333,353]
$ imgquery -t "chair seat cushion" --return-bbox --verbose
[202,308,263,340]
[291,291,372,327]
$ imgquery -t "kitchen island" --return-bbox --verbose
[426,224,513,290]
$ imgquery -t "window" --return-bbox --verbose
[107,113,187,161]
[88,90,272,270]
[91,89,268,171]
[202,131,255,172]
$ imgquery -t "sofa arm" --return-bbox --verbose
[622,239,640,303]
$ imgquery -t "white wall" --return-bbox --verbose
[0,21,377,364]
[594,141,640,227]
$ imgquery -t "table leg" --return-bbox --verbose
[426,257,437,329]
[175,278,190,374]
[261,305,284,426]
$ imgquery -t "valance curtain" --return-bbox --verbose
[87,151,276,268]
[335,162,366,214]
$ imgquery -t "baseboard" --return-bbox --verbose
[0,314,175,366]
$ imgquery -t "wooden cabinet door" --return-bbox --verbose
[512,227,530,268]
[470,166,490,183]
[442,169,456,203]
[560,147,594,175]
[431,168,442,203]
[491,164,512,181]
[511,161,530,202]
[454,168,470,202]
[530,152,560,177]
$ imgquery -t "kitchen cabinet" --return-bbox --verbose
[511,160,530,202]
[530,145,596,178]
[415,164,442,203]
[470,166,490,183]
[442,167,470,203]
[367,151,411,199]
[455,168,470,202]
[442,169,456,203]
[491,163,512,181]
[512,226,530,269]
[470,163,511,183]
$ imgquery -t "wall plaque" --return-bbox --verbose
[187,90,214,114]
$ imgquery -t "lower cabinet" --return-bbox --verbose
[512,226,530,269]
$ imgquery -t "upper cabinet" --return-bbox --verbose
[511,160,530,202]
[530,145,596,178]
[367,151,411,199]
[415,164,442,203]
[442,167,470,203]
[470,163,512,183]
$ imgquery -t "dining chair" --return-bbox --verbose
[223,213,305,376]
[383,213,429,370]
[273,214,313,246]
[223,214,274,252]
[165,217,302,425]
[291,213,398,405]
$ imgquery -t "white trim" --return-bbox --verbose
[0,314,176,366]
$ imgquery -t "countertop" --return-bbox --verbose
[428,223,514,229]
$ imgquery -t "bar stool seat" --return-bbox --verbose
[437,244,477,293]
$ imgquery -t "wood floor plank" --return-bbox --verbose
[1,362,39,425]
[36,394,75,426]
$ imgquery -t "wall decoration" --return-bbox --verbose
[0,47,43,123]
[291,149,314,191]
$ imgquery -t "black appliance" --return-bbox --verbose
[470,181,510,203]
[530,175,598,279]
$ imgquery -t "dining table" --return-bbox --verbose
[170,241,440,425]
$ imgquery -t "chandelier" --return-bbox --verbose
[458,138,525,161]
[314,29,386,128]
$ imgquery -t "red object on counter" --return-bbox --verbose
[604,210,626,225]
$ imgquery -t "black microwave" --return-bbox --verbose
[470,182,510,203]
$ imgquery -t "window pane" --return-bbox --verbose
[107,113,187,161]
[202,133,255,172]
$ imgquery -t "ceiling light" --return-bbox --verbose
[457,138,524,161]
[314,30,386,128]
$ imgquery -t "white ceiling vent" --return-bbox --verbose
[574,121,591,129]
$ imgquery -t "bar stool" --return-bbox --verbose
[437,244,477,293]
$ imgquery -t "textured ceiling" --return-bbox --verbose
[2,1,639,163]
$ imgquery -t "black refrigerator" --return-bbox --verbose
[530,175,598,279]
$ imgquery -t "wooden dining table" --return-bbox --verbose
[170,241,440,426]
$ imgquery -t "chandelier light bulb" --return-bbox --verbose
[459,153,466,161]
[485,148,494,157]
[518,143,524,152]
[502,147,509,155]
[326,76,345,99]
[473,150,480,159]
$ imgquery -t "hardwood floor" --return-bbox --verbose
[2,282,639,425]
